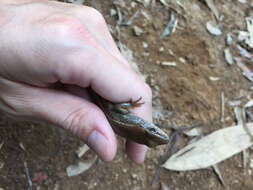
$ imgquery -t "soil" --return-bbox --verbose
[1,0,253,189]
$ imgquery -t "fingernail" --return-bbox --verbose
[88,130,108,157]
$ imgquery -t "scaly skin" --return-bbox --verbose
[93,92,169,147]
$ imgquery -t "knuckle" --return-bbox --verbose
[48,15,86,39]
[61,107,92,139]
[87,7,104,20]
[86,7,106,26]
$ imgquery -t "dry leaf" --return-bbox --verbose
[163,123,253,171]
[66,156,97,177]
[206,21,222,36]
[204,0,220,20]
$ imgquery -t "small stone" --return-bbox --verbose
[250,159,253,168]
[147,165,154,170]
[110,9,117,17]
[150,78,155,86]
[142,42,148,48]
[136,0,151,7]
[131,1,137,8]
[226,33,232,46]
[122,168,127,173]
[142,52,150,57]
[141,10,151,21]
[179,57,186,64]
[206,21,222,36]
[238,0,246,3]
[159,47,164,52]
[156,60,160,64]
[133,26,144,36]
[224,48,233,65]
[209,76,220,81]
[131,173,138,179]
[168,49,174,56]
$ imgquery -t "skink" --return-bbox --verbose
[92,92,169,147]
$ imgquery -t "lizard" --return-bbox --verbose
[91,91,169,147]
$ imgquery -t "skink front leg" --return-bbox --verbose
[113,97,144,114]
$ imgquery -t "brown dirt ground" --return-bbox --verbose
[1,0,253,189]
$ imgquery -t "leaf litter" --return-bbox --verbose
[66,144,98,177]
[162,122,253,171]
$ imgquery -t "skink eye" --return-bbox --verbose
[149,128,156,133]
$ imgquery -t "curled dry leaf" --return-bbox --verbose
[162,123,253,171]
[183,128,202,137]
[204,0,220,21]
[206,21,222,36]
[159,0,170,7]
[235,58,253,82]
[224,48,233,65]
[66,156,97,177]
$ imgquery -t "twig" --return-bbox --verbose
[212,164,225,186]
[245,108,253,122]
[160,11,175,39]
[241,108,253,142]
[242,150,249,168]
[0,141,4,150]
[220,92,225,123]
[24,161,32,190]
[121,10,139,26]
[234,106,252,168]
[152,132,177,187]
[171,121,202,132]
[152,121,201,186]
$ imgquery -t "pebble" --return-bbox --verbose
[206,21,222,36]
[133,26,144,36]
[224,48,233,65]
[142,42,148,48]
[142,52,150,57]
[131,173,138,179]
[136,0,151,7]
[226,33,232,46]
[179,57,186,64]
[110,9,117,17]
[131,1,137,8]
[250,159,253,168]
[159,47,165,52]
[122,168,127,173]
[209,76,220,81]
[168,49,174,56]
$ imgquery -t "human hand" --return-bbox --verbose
[0,0,152,163]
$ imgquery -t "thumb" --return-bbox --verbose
[38,88,117,161]
[1,80,117,161]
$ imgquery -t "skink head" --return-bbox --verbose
[141,120,169,147]
[112,113,169,147]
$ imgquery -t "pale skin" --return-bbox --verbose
[0,0,152,163]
